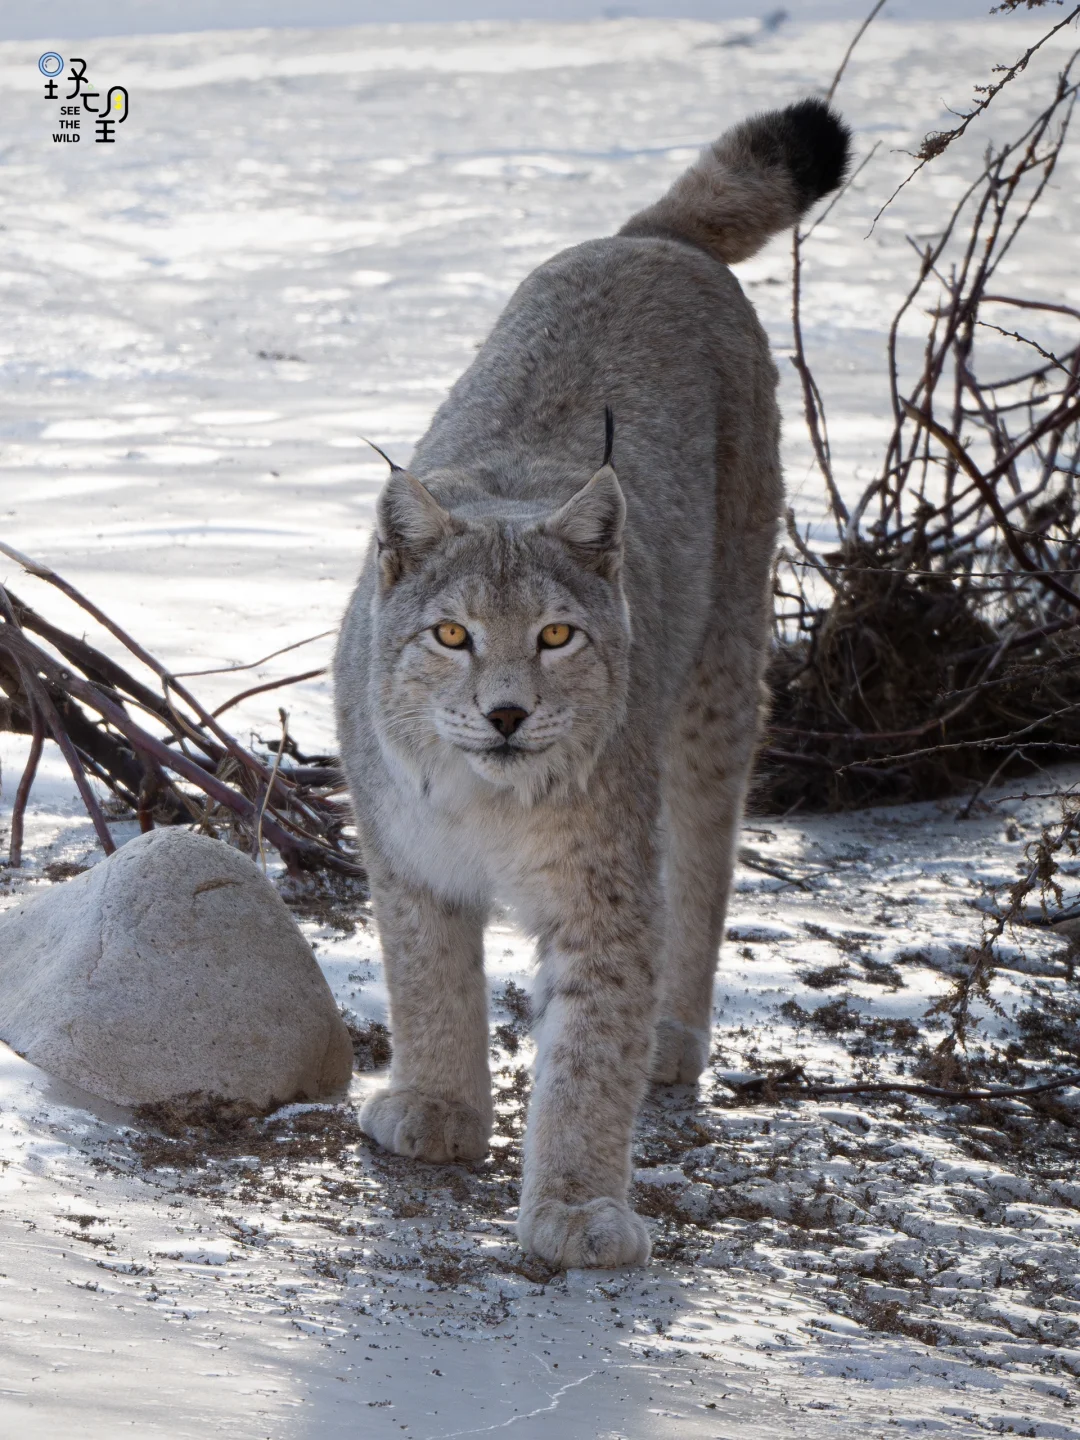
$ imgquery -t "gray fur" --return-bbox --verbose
[335,102,847,1268]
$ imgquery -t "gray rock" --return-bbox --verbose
[0,828,353,1107]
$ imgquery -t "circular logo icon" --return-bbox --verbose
[38,52,64,77]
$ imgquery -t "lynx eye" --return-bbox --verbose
[434,621,469,649]
[539,623,574,649]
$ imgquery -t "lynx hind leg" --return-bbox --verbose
[359,867,493,1163]
[651,639,768,1087]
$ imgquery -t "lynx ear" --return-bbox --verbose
[543,466,626,581]
[375,469,457,586]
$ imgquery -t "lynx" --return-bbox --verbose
[335,100,850,1268]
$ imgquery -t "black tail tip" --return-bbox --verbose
[748,98,852,208]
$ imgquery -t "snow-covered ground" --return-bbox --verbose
[0,0,1003,43]
[4,748,1080,1437]
[3,14,1080,1437]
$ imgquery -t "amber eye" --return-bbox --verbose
[539,623,573,650]
[434,622,469,649]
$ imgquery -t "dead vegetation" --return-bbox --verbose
[129,1092,366,1175]
[0,542,359,881]
[492,980,532,1056]
[763,33,1080,814]
[345,1016,393,1071]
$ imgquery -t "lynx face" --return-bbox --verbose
[369,468,630,803]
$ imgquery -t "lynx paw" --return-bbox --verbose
[517,1197,651,1269]
[360,1089,489,1163]
[650,1017,709,1085]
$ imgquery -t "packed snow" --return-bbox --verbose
[2,14,1080,1437]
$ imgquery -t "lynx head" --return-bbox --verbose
[369,461,631,804]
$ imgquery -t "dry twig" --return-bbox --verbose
[766,44,1080,813]
[0,555,359,880]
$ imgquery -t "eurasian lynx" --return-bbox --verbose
[335,100,850,1268]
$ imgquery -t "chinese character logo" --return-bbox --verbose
[39,54,130,146]
[38,51,63,100]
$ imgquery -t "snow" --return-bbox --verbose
[1,0,1002,45]
[3,13,1080,1437]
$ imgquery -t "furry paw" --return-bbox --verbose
[360,1089,489,1163]
[650,1017,709,1085]
[517,1196,651,1269]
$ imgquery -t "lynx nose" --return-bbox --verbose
[486,705,529,738]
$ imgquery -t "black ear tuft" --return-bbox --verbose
[361,434,404,473]
[743,98,851,206]
[602,405,615,470]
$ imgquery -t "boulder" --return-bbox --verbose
[0,828,353,1107]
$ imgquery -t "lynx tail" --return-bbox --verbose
[619,98,851,266]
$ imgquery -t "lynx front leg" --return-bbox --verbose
[516,807,660,1269]
[360,865,492,1163]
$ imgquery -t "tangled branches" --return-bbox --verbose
[0,541,359,880]
[765,45,1080,811]
[929,786,1080,1056]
